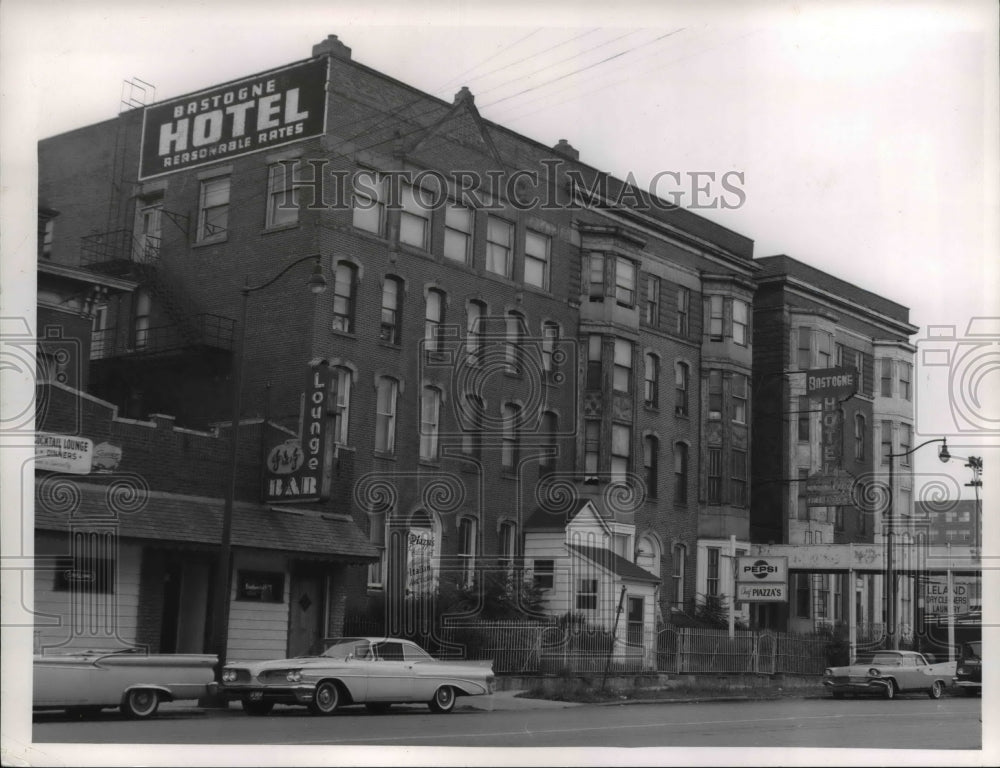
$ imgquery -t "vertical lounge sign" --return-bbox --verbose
[806,367,858,506]
[139,57,328,179]
[265,364,332,503]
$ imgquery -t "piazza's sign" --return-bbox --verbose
[139,58,328,179]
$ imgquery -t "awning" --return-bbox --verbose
[34,480,378,563]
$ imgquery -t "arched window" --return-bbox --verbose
[644,352,659,408]
[672,544,686,608]
[498,520,517,573]
[501,402,520,471]
[675,362,689,417]
[854,414,866,460]
[419,386,441,461]
[467,300,486,358]
[425,289,445,353]
[380,276,403,344]
[457,517,478,587]
[374,377,398,454]
[505,312,525,374]
[330,366,352,445]
[644,436,659,497]
[332,261,358,333]
[674,443,688,505]
[636,534,661,575]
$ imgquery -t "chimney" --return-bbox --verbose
[454,86,474,106]
[552,139,579,160]
[313,35,352,60]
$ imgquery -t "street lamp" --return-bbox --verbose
[885,436,950,650]
[209,254,327,685]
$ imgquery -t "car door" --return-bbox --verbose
[895,654,921,690]
[403,642,438,701]
[366,641,413,702]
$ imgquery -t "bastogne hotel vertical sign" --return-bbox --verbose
[139,57,328,179]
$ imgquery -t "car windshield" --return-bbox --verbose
[321,638,372,659]
[962,642,981,660]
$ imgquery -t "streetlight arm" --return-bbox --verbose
[888,436,949,461]
[243,254,324,296]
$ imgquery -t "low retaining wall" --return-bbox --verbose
[495,672,820,694]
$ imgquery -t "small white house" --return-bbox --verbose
[523,498,660,667]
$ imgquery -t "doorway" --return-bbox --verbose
[287,567,326,657]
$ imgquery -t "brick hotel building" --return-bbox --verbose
[33,34,918,661]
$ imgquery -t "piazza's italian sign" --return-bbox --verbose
[139,57,328,179]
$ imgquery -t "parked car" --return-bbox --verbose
[221,637,495,716]
[33,649,217,718]
[953,640,982,696]
[822,650,955,700]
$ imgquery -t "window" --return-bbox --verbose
[134,203,162,262]
[673,443,688,505]
[708,369,723,420]
[854,414,866,460]
[424,289,445,354]
[576,578,598,610]
[643,353,659,408]
[90,306,109,360]
[880,359,893,397]
[486,216,513,277]
[420,386,441,461]
[588,253,605,300]
[539,412,557,475]
[524,230,550,289]
[707,448,722,504]
[817,331,831,368]
[330,367,352,445]
[797,327,812,370]
[881,420,893,464]
[636,535,660,575]
[586,335,603,390]
[798,395,811,442]
[399,183,431,250]
[671,545,686,607]
[708,296,724,341]
[505,312,524,374]
[797,468,809,520]
[675,362,689,416]
[374,377,398,454]
[466,300,485,358]
[835,506,845,531]
[133,289,151,350]
[367,547,384,588]
[458,517,476,587]
[266,163,299,228]
[613,339,632,394]
[898,361,912,400]
[461,393,483,458]
[501,403,520,471]
[444,204,473,263]
[54,552,114,594]
[541,322,559,376]
[352,171,384,235]
[643,275,660,327]
[732,449,747,506]
[644,436,659,496]
[677,287,690,336]
[198,176,230,240]
[900,423,912,465]
[373,640,405,661]
[706,548,720,597]
[40,217,55,259]
[380,276,402,344]
[815,574,829,618]
[732,373,747,423]
[732,300,748,346]
[615,259,637,307]
[498,521,516,572]
[584,420,600,477]
[534,559,554,590]
[332,261,358,333]
[611,424,631,480]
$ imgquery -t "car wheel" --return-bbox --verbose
[882,680,897,700]
[121,689,160,719]
[365,703,392,714]
[309,681,340,715]
[428,685,456,714]
[242,699,274,716]
[929,680,945,699]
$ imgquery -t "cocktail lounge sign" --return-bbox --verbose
[139,57,328,179]
[264,364,332,503]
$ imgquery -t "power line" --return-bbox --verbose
[433,28,544,93]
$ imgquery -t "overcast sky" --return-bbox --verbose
[2,1,997,486]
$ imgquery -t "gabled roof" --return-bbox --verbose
[523,498,596,531]
[34,481,377,562]
[568,543,660,584]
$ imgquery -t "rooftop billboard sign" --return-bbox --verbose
[139,57,328,180]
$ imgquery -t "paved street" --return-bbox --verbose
[29,693,982,754]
